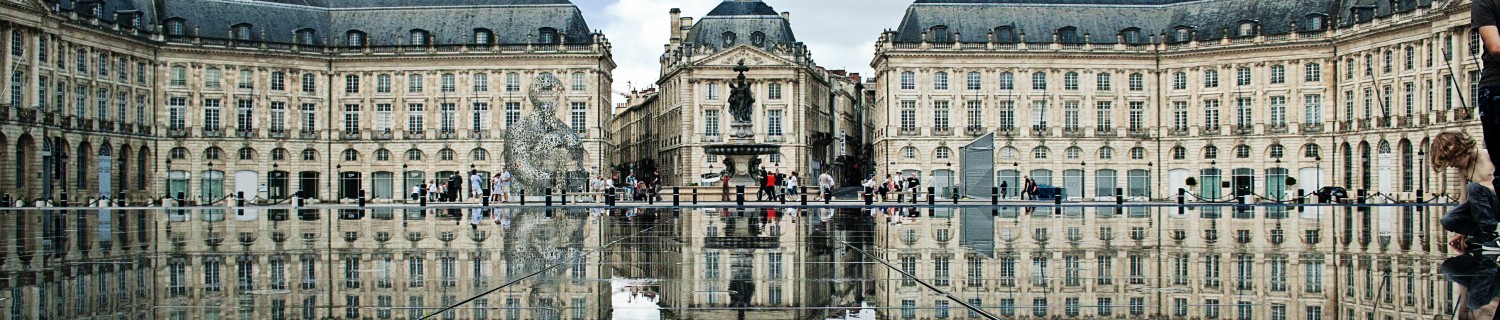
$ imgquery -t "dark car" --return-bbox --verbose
[1314,187,1348,202]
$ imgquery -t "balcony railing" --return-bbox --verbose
[299,129,319,140]
[201,127,224,138]
[766,135,786,143]
[81,118,95,130]
[269,129,289,139]
[1030,125,1049,137]
[1300,123,1323,133]
[404,130,426,140]
[898,127,919,136]
[1338,120,1355,132]
[0,107,9,121]
[17,109,35,123]
[1397,116,1411,127]
[1456,108,1475,121]
[933,127,953,136]
[964,126,986,136]
[437,129,457,140]
[1377,116,1391,128]
[373,129,394,140]
[701,134,722,143]
[41,111,55,125]
[467,130,488,140]
[1201,126,1220,136]
[1168,128,1189,136]
[1127,128,1150,138]
[167,127,189,138]
[341,130,361,140]
[235,128,257,138]
[1435,110,1448,124]
[1095,127,1116,137]
[1266,124,1288,134]
[997,126,1016,137]
[1062,127,1084,137]
[1232,125,1254,135]
[120,122,134,134]
[1357,119,1372,130]
[138,125,152,135]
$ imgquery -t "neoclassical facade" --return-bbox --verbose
[872,0,1480,204]
[0,0,615,203]
[641,0,867,186]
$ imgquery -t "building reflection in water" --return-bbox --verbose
[0,204,1456,319]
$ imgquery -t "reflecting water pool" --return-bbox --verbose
[0,205,1462,319]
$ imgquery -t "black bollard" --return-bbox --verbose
[992,187,999,205]
[673,187,681,206]
[1054,190,1063,216]
[117,192,126,206]
[953,187,960,204]
[736,186,745,206]
[0,193,9,207]
[176,191,185,202]
[358,190,366,208]
[546,188,553,207]
[864,187,873,205]
[482,192,490,207]
[296,195,305,207]
[1296,189,1305,213]
[824,188,831,204]
[992,208,999,216]
[59,192,68,207]
[648,188,656,205]
[237,191,246,207]
[800,192,808,206]
[561,189,568,206]
[926,187,935,206]
[692,188,698,204]
[519,189,526,206]
[418,191,426,207]
[1416,189,1425,212]
[1357,189,1367,212]
[1177,188,1186,216]
[606,187,615,206]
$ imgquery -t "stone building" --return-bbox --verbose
[645,0,867,186]
[0,0,615,203]
[871,0,1482,203]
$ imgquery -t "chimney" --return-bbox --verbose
[669,8,682,44]
[781,11,789,21]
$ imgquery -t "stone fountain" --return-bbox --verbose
[704,61,781,186]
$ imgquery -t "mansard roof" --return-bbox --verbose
[155,0,594,45]
[685,0,797,51]
[895,0,1340,44]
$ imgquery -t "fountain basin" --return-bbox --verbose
[703,143,781,156]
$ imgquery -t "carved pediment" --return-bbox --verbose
[702,46,794,67]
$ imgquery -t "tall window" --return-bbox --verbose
[407,74,423,93]
[169,97,187,130]
[302,73,316,93]
[407,103,425,132]
[933,101,950,129]
[270,102,287,132]
[1063,101,1081,130]
[504,102,521,127]
[999,72,1015,90]
[705,109,720,136]
[1236,67,1252,86]
[471,102,489,131]
[768,109,783,136]
[1129,73,1144,91]
[706,82,719,100]
[570,102,587,134]
[439,103,456,132]
[966,100,983,129]
[1305,63,1322,82]
[204,99,222,131]
[570,72,586,91]
[238,69,254,90]
[1064,72,1079,90]
[1270,96,1287,127]
[440,73,455,92]
[1205,69,1220,88]
[900,100,917,130]
[505,73,520,92]
[1204,99,1221,129]
[343,104,360,134]
[1032,72,1047,90]
[472,73,488,92]
[934,72,949,90]
[300,103,317,132]
[1127,101,1144,131]
[375,103,393,132]
[271,71,285,91]
[1270,64,1286,84]
[1304,94,1322,125]
[1097,73,1112,91]
[998,100,1015,130]
[1235,97,1253,129]
[966,72,982,90]
[1172,72,1187,90]
[170,66,187,86]
[900,71,915,90]
[1172,101,1188,131]
[1094,101,1112,131]
[1031,100,1048,129]
[768,82,782,100]
[237,99,255,130]
[345,75,359,93]
[205,68,222,89]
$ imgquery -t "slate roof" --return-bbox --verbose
[153,0,594,45]
[685,0,797,51]
[894,0,1344,44]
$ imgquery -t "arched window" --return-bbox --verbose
[439,148,455,161]
[930,25,950,43]
[1000,146,1017,159]
[474,28,493,45]
[204,147,223,160]
[1130,147,1146,160]
[1064,72,1079,90]
[1204,145,1219,159]
[538,28,558,45]
[722,32,737,47]
[409,29,430,46]
[1306,14,1327,31]
[1173,27,1192,43]
[900,71,916,90]
[170,147,188,160]
[345,31,366,47]
[1270,64,1286,84]
[901,146,917,159]
[406,149,423,161]
[342,149,359,162]
[165,18,187,37]
[295,28,317,45]
[1235,145,1252,158]
[1236,67,1252,86]
[1172,72,1188,90]
[1032,72,1047,90]
[1033,146,1050,159]
[271,148,288,161]
[934,72,949,90]
[1237,21,1257,38]
[1098,147,1114,160]
[995,26,1018,44]
[232,23,254,40]
[1269,144,1285,158]
[238,147,255,160]
[472,148,489,161]
[1057,26,1080,44]
[301,148,317,161]
[1120,28,1144,44]
[751,31,766,46]
[1304,144,1321,158]
[374,148,391,161]
[1066,146,1082,159]
[999,72,1015,90]
[1171,146,1186,160]
[935,147,952,159]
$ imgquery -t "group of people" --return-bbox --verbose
[407,169,513,203]
[589,171,662,202]
[861,173,922,202]
[755,169,801,202]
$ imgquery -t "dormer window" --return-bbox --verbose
[538,28,558,45]
[1173,27,1192,43]
[1121,28,1143,44]
[474,28,493,45]
[345,30,366,47]
[1306,14,1327,31]
[409,29,430,46]
[722,32,737,47]
[930,25,950,43]
[165,18,186,36]
[751,31,766,46]
[995,26,1018,44]
[1237,21,1257,38]
[232,23,253,41]
[295,29,317,45]
[1057,26,1079,44]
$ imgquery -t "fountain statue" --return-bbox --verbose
[704,60,781,186]
[504,73,586,193]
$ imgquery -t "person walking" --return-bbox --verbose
[761,171,778,202]
[469,171,485,203]
[819,171,835,201]
[1000,180,1009,199]
[720,173,731,201]
[787,172,800,199]
[1020,176,1032,200]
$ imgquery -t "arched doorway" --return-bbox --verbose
[136,146,150,191]
[117,144,130,197]
[98,143,113,198]
[76,142,92,196]
[15,134,34,197]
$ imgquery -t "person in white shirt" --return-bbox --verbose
[498,169,513,203]
[818,172,835,201]
[787,172,800,197]
[469,171,485,202]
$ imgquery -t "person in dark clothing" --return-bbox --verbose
[446,175,462,202]
[1473,0,1500,167]
[1442,253,1500,319]
[999,180,1009,199]
[1444,181,1500,252]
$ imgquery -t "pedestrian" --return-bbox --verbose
[761,171,778,202]
[721,173,731,201]
[1000,180,1009,199]
[1020,176,1032,200]
[469,171,484,202]
[879,174,893,201]
[818,171,835,201]
[773,169,785,201]
[787,172,800,199]
[906,173,921,198]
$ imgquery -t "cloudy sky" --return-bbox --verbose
[572,0,913,99]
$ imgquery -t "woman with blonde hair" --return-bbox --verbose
[1433,131,1500,253]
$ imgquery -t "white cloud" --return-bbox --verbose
[593,0,910,100]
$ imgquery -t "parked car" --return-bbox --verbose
[1314,187,1348,203]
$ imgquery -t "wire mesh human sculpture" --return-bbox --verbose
[504,73,586,193]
